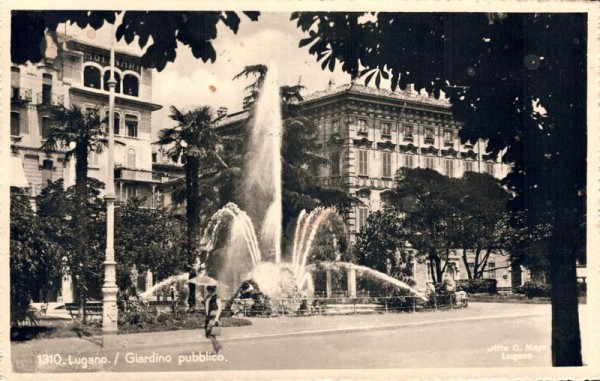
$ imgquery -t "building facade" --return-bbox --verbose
[10,35,170,302]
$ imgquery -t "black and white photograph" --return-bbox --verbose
[2,2,599,379]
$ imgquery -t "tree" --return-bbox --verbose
[42,105,107,191]
[114,197,187,292]
[154,106,231,268]
[455,172,512,279]
[389,168,462,284]
[12,11,260,70]
[292,12,586,366]
[10,188,60,327]
[354,210,412,281]
[37,179,106,322]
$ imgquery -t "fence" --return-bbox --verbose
[227,294,467,318]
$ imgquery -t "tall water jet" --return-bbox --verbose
[243,64,283,263]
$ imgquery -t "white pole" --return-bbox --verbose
[102,21,119,338]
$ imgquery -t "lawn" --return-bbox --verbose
[11,313,250,342]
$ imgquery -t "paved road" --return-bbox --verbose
[12,303,560,373]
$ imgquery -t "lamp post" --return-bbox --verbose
[102,36,118,338]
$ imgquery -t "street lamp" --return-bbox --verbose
[102,31,119,339]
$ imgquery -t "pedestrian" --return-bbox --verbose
[204,285,223,354]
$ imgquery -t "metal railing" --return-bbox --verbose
[36,92,64,107]
[11,87,33,103]
[227,294,468,318]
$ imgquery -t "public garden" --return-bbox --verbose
[9,10,589,370]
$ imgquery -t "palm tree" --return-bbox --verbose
[154,106,232,267]
[41,104,109,191]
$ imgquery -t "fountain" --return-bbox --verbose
[196,63,427,303]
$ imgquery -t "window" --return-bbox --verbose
[468,262,475,275]
[464,161,474,172]
[485,163,495,176]
[358,119,368,134]
[127,148,136,168]
[382,152,392,178]
[41,117,52,139]
[404,124,413,138]
[83,65,101,89]
[103,71,122,93]
[123,74,139,96]
[152,152,158,163]
[105,111,121,135]
[381,122,391,136]
[358,149,368,176]
[425,128,435,143]
[331,119,340,135]
[444,159,454,177]
[89,151,99,167]
[330,150,341,176]
[357,207,369,231]
[125,114,138,138]
[42,73,52,105]
[443,130,453,144]
[425,156,435,170]
[486,263,496,279]
[403,154,414,168]
[11,112,20,136]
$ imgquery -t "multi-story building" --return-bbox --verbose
[10,35,169,302]
[10,34,165,207]
[215,82,520,290]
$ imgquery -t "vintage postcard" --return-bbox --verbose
[1,1,599,380]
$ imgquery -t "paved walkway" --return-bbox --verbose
[12,303,550,361]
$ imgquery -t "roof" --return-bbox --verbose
[213,110,250,128]
[302,83,451,108]
[213,82,452,129]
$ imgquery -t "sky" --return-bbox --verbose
[64,12,351,138]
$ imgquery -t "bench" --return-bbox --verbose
[64,302,103,319]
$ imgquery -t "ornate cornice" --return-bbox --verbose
[421,146,439,155]
[463,150,477,160]
[353,137,373,149]
[441,147,458,157]
[399,143,418,154]
[376,141,397,151]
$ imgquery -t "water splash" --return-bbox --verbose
[139,273,189,299]
[307,261,428,301]
[243,63,283,263]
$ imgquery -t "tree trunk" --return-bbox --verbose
[462,247,472,279]
[75,143,89,190]
[549,215,582,366]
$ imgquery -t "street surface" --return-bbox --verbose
[12,302,590,373]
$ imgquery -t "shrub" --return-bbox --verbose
[456,278,497,294]
[516,281,551,298]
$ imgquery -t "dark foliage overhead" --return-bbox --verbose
[12,10,260,71]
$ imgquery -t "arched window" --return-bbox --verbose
[127,148,136,168]
[83,65,101,89]
[103,71,121,93]
[123,74,139,97]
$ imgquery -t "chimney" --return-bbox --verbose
[217,107,228,118]
[328,78,335,89]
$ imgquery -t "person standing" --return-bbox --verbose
[204,285,222,354]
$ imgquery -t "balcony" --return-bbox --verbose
[11,87,33,105]
[116,168,155,183]
[115,168,173,184]
[37,92,65,108]
[424,137,435,145]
